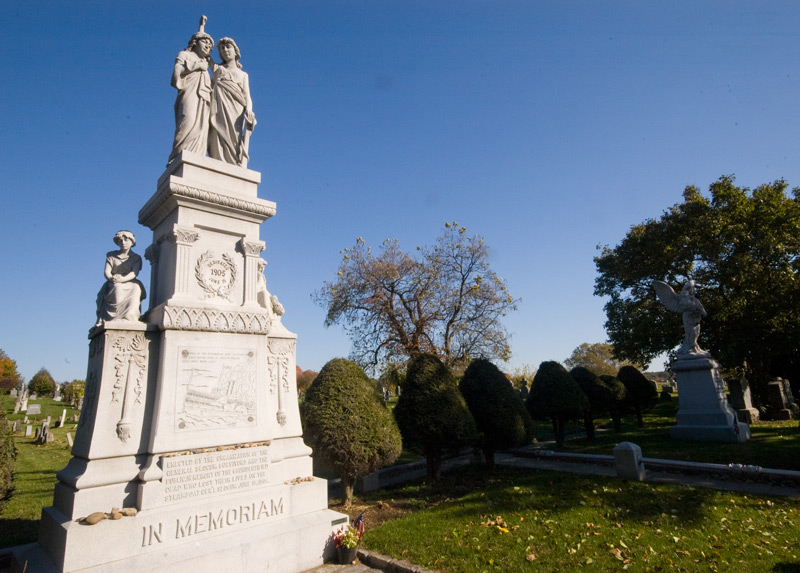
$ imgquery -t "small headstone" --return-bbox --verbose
[728,377,759,424]
[59,408,67,427]
[46,415,52,425]
[12,420,21,433]
[767,380,794,420]
[30,393,37,400]
[12,403,20,414]
[10,388,17,398]
[34,427,40,439]
[66,432,73,447]
[25,425,33,437]
[23,416,29,423]
[614,442,645,481]
[27,404,41,416]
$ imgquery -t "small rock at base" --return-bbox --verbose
[82,512,107,525]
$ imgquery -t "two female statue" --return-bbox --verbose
[168,17,256,167]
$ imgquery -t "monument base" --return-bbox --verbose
[669,356,751,443]
[19,478,346,572]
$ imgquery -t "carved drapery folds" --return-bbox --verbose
[267,339,295,426]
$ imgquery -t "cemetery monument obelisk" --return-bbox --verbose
[653,280,750,443]
[18,16,346,572]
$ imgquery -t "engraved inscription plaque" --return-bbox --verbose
[176,347,257,431]
[162,445,270,504]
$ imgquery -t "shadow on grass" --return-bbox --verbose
[773,564,800,572]
[369,464,717,526]
[0,518,39,549]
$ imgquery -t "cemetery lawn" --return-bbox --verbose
[357,465,800,572]
[1,395,77,548]
[541,399,800,471]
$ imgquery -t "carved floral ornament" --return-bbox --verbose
[195,251,238,301]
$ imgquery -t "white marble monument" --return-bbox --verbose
[653,280,750,443]
[17,16,345,573]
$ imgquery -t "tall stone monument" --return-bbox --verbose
[653,280,750,443]
[19,16,345,573]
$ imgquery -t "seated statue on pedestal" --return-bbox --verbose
[95,230,146,327]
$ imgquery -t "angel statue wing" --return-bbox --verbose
[652,281,682,312]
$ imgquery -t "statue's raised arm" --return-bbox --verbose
[167,16,214,166]
[653,279,709,358]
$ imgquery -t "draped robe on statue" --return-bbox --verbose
[95,252,146,323]
[209,64,251,166]
[168,49,212,164]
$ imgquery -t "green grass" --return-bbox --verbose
[542,399,800,471]
[362,465,800,572]
[1,395,78,548]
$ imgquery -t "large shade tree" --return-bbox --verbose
[564,342,639,377]
[595,176,800,403]
[315,223,517,372]
[0,350,22,394]
[300,358,402,508]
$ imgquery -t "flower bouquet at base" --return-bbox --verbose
[332,514,365,564]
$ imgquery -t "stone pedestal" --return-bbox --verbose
[669,356,750,443]
[30,153,346,572]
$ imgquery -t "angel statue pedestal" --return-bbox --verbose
[669,356,751,443]
[652,279,750,443]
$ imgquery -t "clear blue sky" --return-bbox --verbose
[2,1,799,383]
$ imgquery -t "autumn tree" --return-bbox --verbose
[459,358,534,468]
[393,353,477,481]
[315,223,517,372]
[300,359,402,508]
[62,380,86,406]
[28,368,56,397]
[564,342,639,377]
[595,176,800,403]
[0,350,22,394]
[295,368,318,394]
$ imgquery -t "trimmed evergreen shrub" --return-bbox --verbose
[28,368,56,397]
[460,358,535,468]
[597,374,628,432]
[393,354,477,481]
[0,404,16,511]
[526,361,589,447]
[617,365,658,427]
[300,358,402,507]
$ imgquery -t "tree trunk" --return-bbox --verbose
[341,475,354,509]
[612,412,622,433]
[583,413,595,440]
[554,417,566,448]
[636,409,644,428]
[426,452,442,483]
[483,445,495,470]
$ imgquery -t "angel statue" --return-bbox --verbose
[652,279,710,358]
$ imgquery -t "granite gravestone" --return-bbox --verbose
[728,377,759,424]
[653,280,750,443]
[22,16,345,573]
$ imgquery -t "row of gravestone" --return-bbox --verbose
[7,419,75,447]
[728,376,799,423]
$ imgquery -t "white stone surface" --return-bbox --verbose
[669,357,751,443]
[614,442,645,481]
[36,146,343,571]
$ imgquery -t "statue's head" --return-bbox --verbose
[187,33,214,56]
[681,279,696,296]
[113,230,136,248]
[217,37,242,68]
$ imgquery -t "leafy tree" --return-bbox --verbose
[393,353,477,481]
[509,363,537,390]
[295,368,318,394]
[564,342,639,377]
[28,368,56,397]
[569,367,619,439]
[315,223,517,372]
[597,374,628,432]
[0,404,15,511]
[595,176,800,404]
[526,361,589,447]
[0,350,22,394]
[459,358,535,468]
[62,379,86,406]
[617,366,657,427]
[300,358,402,508]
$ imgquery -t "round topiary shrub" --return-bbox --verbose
[393,353,477,481]
[460,358,535,468]
[617,365,657,427]
[300,358,402,507]
[526,361,589,447]
[597,374,628,432]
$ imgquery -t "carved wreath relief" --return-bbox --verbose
[195,251,237,301]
